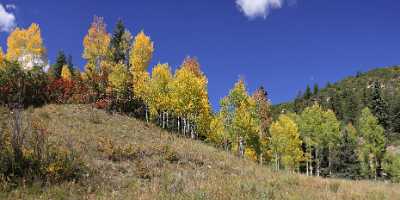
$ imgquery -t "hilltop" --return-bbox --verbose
[272,66,400,141]
[1,104,399,200]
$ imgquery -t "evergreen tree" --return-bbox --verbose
[51,51,67,79]
[332,123,360,179]
[304,85,312,100]
[368,81,390,137]
[67,54,74,74]
[313,83,319,95]
[342,89,360,124]
[110,20,132,65]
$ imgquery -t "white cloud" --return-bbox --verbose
[6,4,16,10]
[0,4,16,32]
[236,0,284,19]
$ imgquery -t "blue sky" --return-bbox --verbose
[0,0,400,110]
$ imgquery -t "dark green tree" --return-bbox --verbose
[313,83,319,95]
[304,85,312,100]
[341,89,360,124]
[51,51,67,79]
[110,19,128,64]
[332,123,360,179]
[368,81,390,136]
[67,54,74,73]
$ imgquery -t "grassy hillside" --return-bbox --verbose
[2,104,400,200]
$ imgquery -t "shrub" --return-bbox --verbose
[0,62,49,107]
[382,152,400,183]
[0,108,87,190]
[97,137,137,161]
[47,78,76,104]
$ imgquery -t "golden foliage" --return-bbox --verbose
[82,16,111,76]
[130,31,154,73]
[61,65,72,80]
[6,23,46,62]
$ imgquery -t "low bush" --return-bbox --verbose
[0,107,87,190]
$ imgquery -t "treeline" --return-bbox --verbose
[209,79,399,181]
[0,17,399,183]
[274,67,400,141]
[0,17,211,139]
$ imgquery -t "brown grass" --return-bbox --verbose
[1,104,399,200]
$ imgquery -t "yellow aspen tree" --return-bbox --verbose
[130,31,154,72]
[130,31,154,98]
[82,16,111,78]
[170,64,211,138]
[180,56,203,78]
[61,64,72,80]
[219,78,260,158]
[6,23,47,70]
[108,62,130,97]
[232,100,260,160]
[209,113,229,149]
[147,63,173,128]
[270,115,303,171]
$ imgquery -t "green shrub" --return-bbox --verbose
[382,152,400,183]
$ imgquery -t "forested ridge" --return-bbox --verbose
[272,66,400,142]
[0,16,399,195]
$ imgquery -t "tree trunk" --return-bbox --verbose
[145,107,149,124]
[191,121,195,139]
[375,158,378,180]
[166,112,169,129]
[306,160,309,176]
[183,118,186,137]
[328,145,332,176]
[275,154,280,171]
[316,148,320,177]
[162,112,166,129]
[177,117,180,134]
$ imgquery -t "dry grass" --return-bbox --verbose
[1,104,399,200]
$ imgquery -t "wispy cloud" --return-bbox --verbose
[236,0,284,19]
[0,4,16,32]
[6,4,16,10]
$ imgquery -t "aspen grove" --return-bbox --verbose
[0,17,399,183]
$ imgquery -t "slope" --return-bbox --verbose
[2,104,400,200]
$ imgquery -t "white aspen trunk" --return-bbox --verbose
[306,160,309,176]
[275,154,279,171]
[328,146,332,176]
[183,118,186,136]
[162,112,166,129]
[177,117,180,133]
[166,112,169,129]
[310,160,313,176]
[145,107,149,124]
[316,148,320,177]
[239,137,245,158]
[190,121,195,139]
[375,158,378,180]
